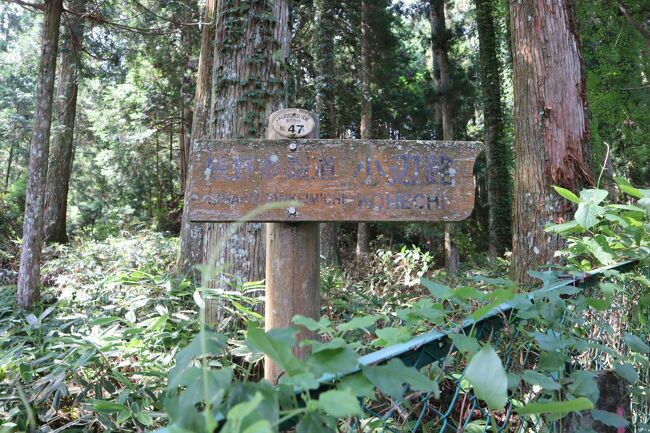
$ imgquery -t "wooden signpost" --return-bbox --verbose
[186,109,481,382]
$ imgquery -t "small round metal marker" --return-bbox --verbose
[269,108,315,138]
[289,142,297,151]
[287,207,297,216]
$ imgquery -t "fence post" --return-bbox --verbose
[264,109,320,383]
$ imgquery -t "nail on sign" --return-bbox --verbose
[188,139,482,222]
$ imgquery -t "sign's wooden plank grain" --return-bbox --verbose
[188,139,482,222]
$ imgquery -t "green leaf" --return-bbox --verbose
[171,331,227,376]
[449,334,480,357]
[246,325,305,376]
[575,202,605,229]
[464,345,508,410]
[363,359,439,401]
[317,389,362,418]
[614,363,638,384]
[522,370,561,391]
[534,331,574,351]
[420,278,453,299]
[338,373,375,398]
[307,345,358,377]
[553,186,580,204]
[293,315,331,332]
[580,189,609,205]
[92,401,128,413]
[568,371,599,402]
[516,397,593,415]
[624,333,650,353]
[546,220,583,234]
[615,178,643,198]
[337,315,378,333]
[279,372,320,390]
[373,327,412,347]
[586,297,612,311]
[296,411,337,433]
[222,393,265,433]
[591,410,629,428]
[134,412,154,426]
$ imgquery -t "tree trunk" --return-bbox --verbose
[315,0,340,267]
[476,0,511,258]
[43,0,85,244]
[430,0,459,274]
[177,0,290,324]
[4,140,15,190]
[17,0,64,309]
[178,17,195,197]
[510,0,593,284]
[356,0,372,264]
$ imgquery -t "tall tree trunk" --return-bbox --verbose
[44,0,85,244]
[178,18,195,197]
[17,0,64,309]
[3,140,15,190]
[510,0,593,284]
[356,0,372,264]
[315,0,339,267]
[430,0,459,274]
[177,0,290,324]
[476,0,511,258]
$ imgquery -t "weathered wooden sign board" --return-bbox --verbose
[187,139,481,222]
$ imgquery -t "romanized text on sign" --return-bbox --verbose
[188,139,482,222]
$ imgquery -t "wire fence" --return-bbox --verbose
[308,261,649,433]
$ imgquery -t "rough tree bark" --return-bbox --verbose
[315,0,340,267]
[178,15,196,197]
[476,0,511,258]
[430,0,459,274]
[356,0,371,264]
[44,0,85,244]
[177,0,290,323]
[17,0,64,309]
[510,0,593,284]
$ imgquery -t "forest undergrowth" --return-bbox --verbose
[1,185,649,433]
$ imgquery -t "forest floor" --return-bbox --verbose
[0,231,491,432]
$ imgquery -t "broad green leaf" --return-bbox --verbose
[296,412,336,433]
[337,315,379,333]
[293,315,331,332]
[534,331,574,351]
[242,420,272,433]
[614,363,638,384]
[522,370,561,391]
[575,202,605,229]
[615,178,643,198]
[171,331,227,375]
[599,282,623,296]
[546,220,583,234]
[585,239,613,265]
[279,372,320,391]
[222,393,264,433]
[363,359,439,401]
[586,298,611,311]
[553,186,580,204]
[591,410,629,428]
[134,412,154,426]
[449,334,480,357]
[568,371,599,402]
[246,326,305,376]
[579,189,609,205]
[373,327,412,347]
[464,345,508,410]
[516,397,593,415]
[338,373,375,398]
[92,401,128,413]
[317,389,362,418]
[420,278,453,299]
[624,333,650,353]
[307,345,358,377]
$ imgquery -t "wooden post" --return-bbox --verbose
[264,109,320,383]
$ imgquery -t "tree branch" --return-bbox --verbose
[7,0,44,12]
[617,1,650,45]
